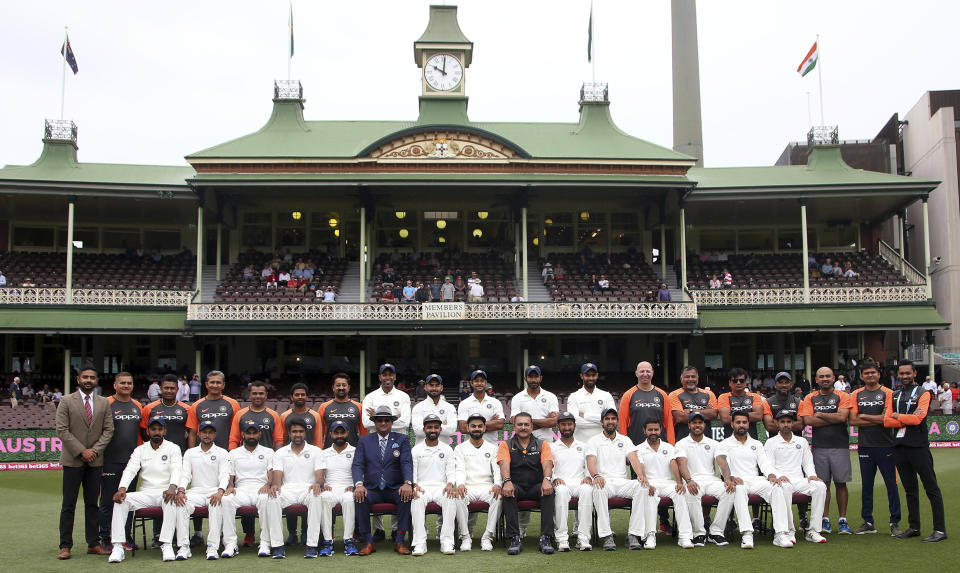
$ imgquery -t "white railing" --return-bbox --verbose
[878,240,927,285]
[186,301,698,321]
[0,288,194,306]
[690,284,928,306]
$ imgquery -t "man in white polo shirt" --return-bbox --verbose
[317,421,359,556]
[220,421,274,558]
[586,408,647,551]
[410,414,458,555]
[510,365,560,442]
[258,420,325,559]
[173,420,230,560]
[566,363,616,443]
[452,414,502,551]
[632,418,694,549]
[457,370,505,444]
[764,410,828,544]
[551,412,594,551]
[411,374,457,446]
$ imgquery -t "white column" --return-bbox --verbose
[195,347,202,380]
[360,207,366,302]
[522,207,529,301]
[682,346,689,368]
[660,225,667,280]
[196,203,204,297]
[215,222,222,282]
[800,201,810,303]
[359,348,367,401]
[66,197,76,304]
[514,222,521,282]
[922,196,931,299]
[927,334,935,374]
[679,205,687,297]
[804,345,812,385]
[519,347,528,390]
[898,211,906,273]
[64,347,72,394]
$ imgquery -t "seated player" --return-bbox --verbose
[220,421,274,558]
[632,418,694,549]
[317,422,359,556]
[452,414,502,551]
[173,420,230,560]
[410,414,458,555]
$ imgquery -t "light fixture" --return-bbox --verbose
[472,228,483,238]
[580,211,590,221]
[328,217,338,228]
[544,218,553,225]
[477,211,489,219]
[438,236,447,244]
[436,219,447,229]
[532,237,539,246]
[334,229,340,237]
[398,228,409,238]
[291,210,302,221]
[395,211,406,219]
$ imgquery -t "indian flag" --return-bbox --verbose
[797,41,818,77]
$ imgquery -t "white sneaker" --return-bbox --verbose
[441,543,455,555]
[161,543,176,561]
[773,533,795,548]
[412,545,427,556]
[480,536,493,551]
[221,544,238,558]
[460,536,472,552]
[679,538,694,549]
[257,544,271,558]
[557,539,570,552]
[175,546,191,560]
[205,548,218,560]
[805,530,827,543]
[740,533,754,549]
[108,546,125,563]
[576,538,592,551]
[644,534,656,550]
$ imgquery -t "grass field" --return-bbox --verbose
[6,450,957,572]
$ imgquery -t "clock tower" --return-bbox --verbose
[414,5,472,123]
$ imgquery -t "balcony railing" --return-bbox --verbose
[878,240,926,285]
[186,300,698,321]
[689,284,928,306]
[0,288,194,306]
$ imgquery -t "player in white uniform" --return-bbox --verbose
[716,411,792,548]
[632,418,694,549]
[510,365,560,442]
[566,363,616,442]
[317,421,359,556]
[452,414,503,551]
[457,370,505,444]
[220,420,275,558]
[173,420,230,560]
[259,420,325,559]
[551,411,594,551]
[411,374,457,446]
[675,411,742,547]
[107,417,183,563]
[764,410,828,544]
[410,414,458,555]
[586,408,648,551]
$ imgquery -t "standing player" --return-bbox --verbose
[317,422,359,556]
[764,372,803,435]
[550,412,593,551]
[676,412,741,547]
[411,374,457,446]
[848,360,901,536]
[586,408,647,551]
[219,421,275,558]
[318,372,365,446]
[141,374,191,451]
[619,361,674,445]
[717,367,770,439]
[764,410,828,544]
[716,412,792,549]
[409,414,458,555]
[884,360,946,542]
[188,370,240,450]
[457,370,505,444]
[279,383,322,447]
[452,414,502,551]
[510,365,560,442]
[632,418,694,549]
[98,372,143,551]
[228,381,283,451]
[173,420,230,560]
[668,366,718,442]
[798,366,853,534]
[566,363,616,442]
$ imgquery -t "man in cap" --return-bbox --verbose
[764,410,828,544]
[352,405,414,555]
[457,370,505,444]
[498,412,556,555]
[220,420,275,558]
[586,408,648,551]
[668,366,718,442]
[632,418,694,549]
[676,411,742,547]
[764,372,803,436]
[259,420,325,559]
[409,414,458,555]
[173,420,230,560]
[550,411,594,551]
[106,417,183,563]
[452,413,502,551]
[565,363,616,443]
[510,365,560,443]
[411,374,457,446]
[317,422,359,556]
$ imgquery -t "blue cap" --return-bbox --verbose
[379,363,396,374]
[240,419,259,432]
[425,374,443,384]
[470,369,488,380]
[329,421,349,432]
[775,371,792,381]
[198,420,216,432]
[422,413,443,425]
[688,411,706,422]
[147,416,166,428]
[581,362,599,374]
[557,411,576,423]
[524,365,542,376]
[600,407,618,420]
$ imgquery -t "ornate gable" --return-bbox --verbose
[367,129,520,160]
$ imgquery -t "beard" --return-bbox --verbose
[333,437,347,446]
[646,433,661,442]
[734,427,748,436]
[425,431,440,442]
[150,435,163,444]
[559,429,574,439]
[469,430,484,440]
[244,437,259,448]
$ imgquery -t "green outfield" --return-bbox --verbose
[6,450,957,573]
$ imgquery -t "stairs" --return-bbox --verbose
[199,265,218,303]
[658,264,685,301]
[337,262,363,303]
[525,264,552,302]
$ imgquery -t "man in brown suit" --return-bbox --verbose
[56,365,114,559]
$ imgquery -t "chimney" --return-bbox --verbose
[671,0,704,167]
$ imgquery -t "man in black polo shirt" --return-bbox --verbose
[98,372,143,549]
[497,412,555,556]
[141,375,190,451]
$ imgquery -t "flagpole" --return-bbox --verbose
[806,91,813,129]
[816,34,824,125]
[590,0,596,83]
[287,1,292,81]
[60,27,68,120]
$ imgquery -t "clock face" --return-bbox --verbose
[424,54,463,91]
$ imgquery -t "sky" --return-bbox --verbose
[1,0,958,169]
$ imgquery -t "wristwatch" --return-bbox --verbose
[404,480,413,486]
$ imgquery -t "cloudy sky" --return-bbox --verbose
[1,0,957,169]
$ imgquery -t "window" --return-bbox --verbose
[737,230,773,251]
[143,230,181,251]
[56,227,99,249]
[241,212,271,248]
[102,228,141,250]
[819,226,857,249]
[13,226,55,248]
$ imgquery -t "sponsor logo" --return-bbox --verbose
[393,450,400,458]
[813,405,837,412]
[633,401,662,409]
[858,400,886,407]
[114,414,140,421]
[203,412,231,419]
[327,413,354,420]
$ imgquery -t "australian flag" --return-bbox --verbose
[60,35,78,74]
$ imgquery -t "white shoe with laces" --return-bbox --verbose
[480,536,493,551]
[773,533,795,548]
[460,536,472,552]
[740,533,754,549]
[175,546,191,560]
[643,534,656,550]
[108,546,125,563]
[805,530,827,543]
[161,543,176,562]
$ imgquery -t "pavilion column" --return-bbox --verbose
[804,345,812,385]
[360,207,367,302]
[195,201,204,298]
[927,331,935,375]
[215,222,223,282]
[898,210,906,273]
[521,207,529,301]
[660,225,667,281]
[520,347,528,390]
[514,222,521,283]
[922,195,932,299]
[800,200,810,303]
[63,346,72,394]
[679,203,688,297]
[65,196,77,304]
[359,347,367,401]
[195,346,202,380]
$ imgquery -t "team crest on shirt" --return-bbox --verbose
[795,444,802,449]
[219,406,227,412]
[751,445,756,450]
[439,453,445,458]
[485,453,491,458]
[348,407,356,414]
[346,453,352,459]
[211,456,217,460]
[654,397,661,404]
[263,417,270,424]
[393,450,400,458]
[175,409,182,415]
[541,397,547,403]
[704,445,710,450]
[597,399,603,405]
[439,409,445,415]
[617,442,624,448]
[161,455,168,461]
[394,401,400,407]
[662,449,669,455]
[576,447,582,452]
[486,403,492,409]
[258,455,264,460]
[304,453,310,459]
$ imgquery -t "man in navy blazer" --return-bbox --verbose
[352,405,415,555]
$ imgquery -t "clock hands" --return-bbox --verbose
[442,55,447,74]
[431,64,447,76]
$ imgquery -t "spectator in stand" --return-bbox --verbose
[441,276,455,301]
[242,264,256,281]
[39,383,52,404]
[415,282,431,303]
[657,283,671,302]
[402,280,417,302]
[644,290,657,302]
[821,258,834,276]
[922,376,939,399]
[598,274,611,291]
[589,274,600,293]
[381,289,396,303]
[321,286,337,302]
[292,258,305,277]
[468,278,485,302]
[261,263,274,279]
[264,269,279,289]
[277,269,291,287]
[709,274,722,289]
[0,269,6,286]
[52,387,64,405]
[146,379,162,403]
[454,274,467,298]
[302,260,316,280]
[21,382,35,402]
[831,261,842,276]
[429,277,443,301]
[188,375,201,403]
[22,277,36,287]
[510,292,525,302]
[722,269,733,287]
[178,377,191,403]
[843,262,858,278]
[951,382,959,405]
[808,254,818,269]
[554,265,566,280]
[9,376,22,408]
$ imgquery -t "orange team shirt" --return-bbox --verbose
[140,399,192,448]
[277,409,324,447]
[618,385,675,445]
[884,389,932,428]
[496,440,554,464]
[667,388,719,414]
[186,395,241,450]
[228,406,284,450]
[716,391,773,417]
[315,399,366,447]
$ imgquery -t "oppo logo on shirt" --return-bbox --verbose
[203,412,231,419]
[632,401,661,409]
[858,400,885,407]
[114,414,141,421]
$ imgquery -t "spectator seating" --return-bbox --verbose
[0,251,195,290]
[540,253,662,302]
[214,252,346,303]
[368,253,517,303]
[686,252,909,289]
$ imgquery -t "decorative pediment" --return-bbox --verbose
[367,129,520,160]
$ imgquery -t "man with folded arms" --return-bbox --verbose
[550,412,594,551]
[632,418,694,549]
[220,421,275,558]
[452,414,502,551]
[409,414,458,555]
[172,420,230,560]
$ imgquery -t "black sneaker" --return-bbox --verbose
[190,532,204,547]
[538,535,554,555]
[507,536,522,555]
[708,534,729,546]
[922,531,947,543]
[692,535,707,547]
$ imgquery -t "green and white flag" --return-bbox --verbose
[797,41,818,77]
